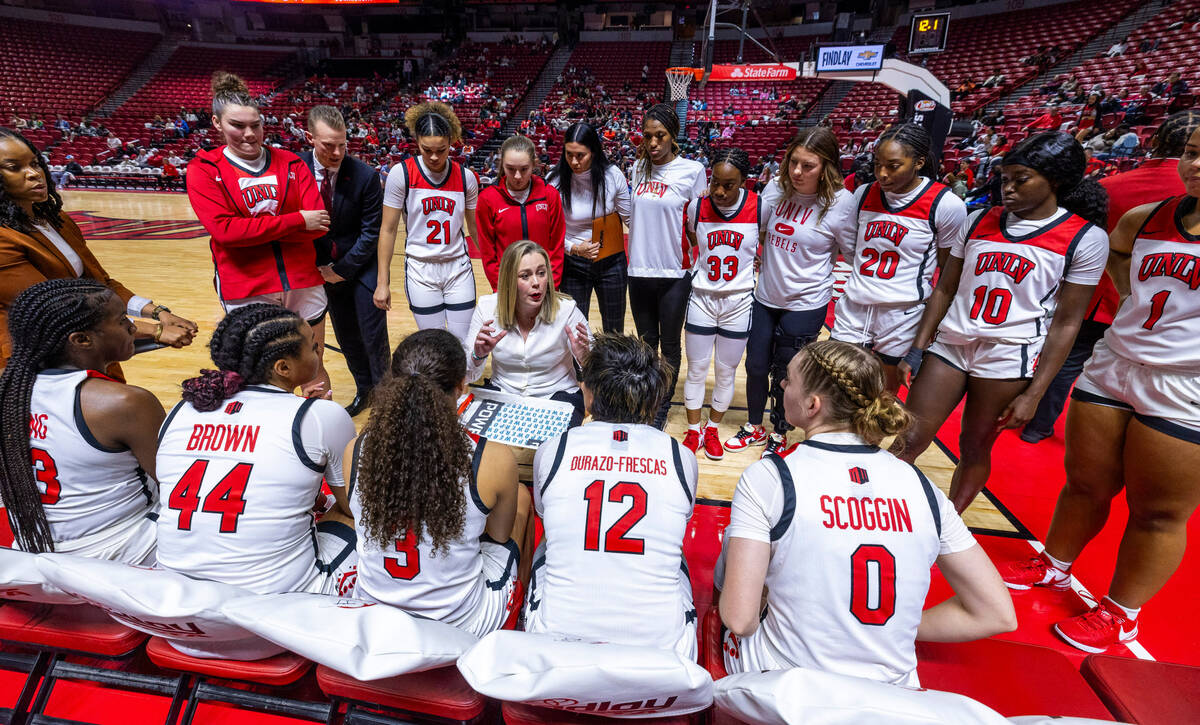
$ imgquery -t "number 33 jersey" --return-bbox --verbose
[531,421,698,651]
[724,433,975,686]
[155,386,356,594]
[686,191,761,295]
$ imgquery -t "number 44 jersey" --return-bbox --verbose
[530,421,698,653]
[154,386,356,594]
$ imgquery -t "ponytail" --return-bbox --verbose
[1058,177,1109,228]
[181,370,246,413]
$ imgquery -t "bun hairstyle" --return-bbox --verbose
[0,279,116,553]
[1001,131,1109,227]
[181,303,303,412]
[876,123,936,180]
[1151,109,1200,158]
[709,147,751,179]
[636,103,682,184]
[356,329,471,553]
[795,340,914,447]
[404,101,463,144]
[211,71,255,120]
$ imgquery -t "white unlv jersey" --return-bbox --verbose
[687,191,761,295]
[399,157,471,262]
[938,208,1106,345]
[351,433,508,622]
[1106,196,1200,371]
[729,435,972,686]
[532,421,698,650]
[844,179,964,306]
[155,386,352,594]
[25,369,155,544]
[756,185,856,310]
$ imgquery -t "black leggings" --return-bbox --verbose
[745,300,828,433]
[628,275,692,422]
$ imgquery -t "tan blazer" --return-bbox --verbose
[0,213,134,368]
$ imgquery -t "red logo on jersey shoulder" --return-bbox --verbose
[707,229,745,251]
[612,429,628,442]
[224,401,243,415]
[848,466,870,484]
[863,220,909,246]
[421,196,457,215]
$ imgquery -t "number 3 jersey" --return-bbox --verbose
[725,433,975,686]
[937,207,1108,345]
[685,190,761,295]
[1105,195,1200,371]
[531,421,698,651]
[155,386,356,594]
[24,370,155,547]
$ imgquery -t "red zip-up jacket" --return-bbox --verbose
[475,175,565,290]
[186,146,326,300]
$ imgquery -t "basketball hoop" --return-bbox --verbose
[665,67,700,101]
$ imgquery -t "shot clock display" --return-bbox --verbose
[909,11,951,55]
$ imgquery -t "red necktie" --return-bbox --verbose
[319,171,333,210]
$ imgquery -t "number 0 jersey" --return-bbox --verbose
[1105,195,1200,371]
[937,207,1108,345]
[686,190,761,295]
[24,369,155,546]
[350,433,512,622]
[155,386,356,594]
[843,179,966,306]
[393,157,472,262]
[531,421,698,651]
[725,433,975,686]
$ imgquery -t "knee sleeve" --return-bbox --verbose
[711,335,746,413]
[684,333,714,410]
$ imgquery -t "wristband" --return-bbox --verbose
[903,345,925,375]
[471,350,488,363]
[154,323,164,342]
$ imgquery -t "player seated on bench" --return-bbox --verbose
[526,333,700,659]
[346,328,531,635]
[0,279,164,564]
[718,340,1016,685]
[466,241,592,427]
[155,304,358,595]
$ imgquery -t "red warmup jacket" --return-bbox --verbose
[475,175,565,290]
[187,146,326,300]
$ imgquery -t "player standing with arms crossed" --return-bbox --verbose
[1000,121,1200,652]
[681,148,760,460]
[896,132,1110,513]
[832,124,968,392]
[374,103,479,344]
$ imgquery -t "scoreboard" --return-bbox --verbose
[909,11,951,55]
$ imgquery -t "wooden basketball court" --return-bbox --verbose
[69,188,1018,534]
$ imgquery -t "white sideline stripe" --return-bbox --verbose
[1026,540,1155,661]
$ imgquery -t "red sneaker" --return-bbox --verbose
[998,553,1071,591]
[682,429,700,453]
[724,423,767,451]
[762,432,787,459]
[702,426,724,460]
[1054,599,1138,653]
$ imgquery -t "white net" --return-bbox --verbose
[666,68,695,101]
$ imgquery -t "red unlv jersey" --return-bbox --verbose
[938,208,1108,345]
[687,191,761,295]
[186,147,326,300]
[400,157,471,262]
[1106,196,1200,370]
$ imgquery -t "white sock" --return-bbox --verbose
[1104,596,1140,621]
[1043,551,1073,573]
[705,420,719,430]
[688,422,701,432]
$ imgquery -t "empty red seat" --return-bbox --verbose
[0,601,145,657]
[1081,654,1200,724]
[316,664,487,724]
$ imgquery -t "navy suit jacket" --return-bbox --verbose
[300,151,384,290]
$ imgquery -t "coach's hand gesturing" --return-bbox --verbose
[472,319,507,361]
[565,321,590,362]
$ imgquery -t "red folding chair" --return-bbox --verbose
[1081,654,1200,724]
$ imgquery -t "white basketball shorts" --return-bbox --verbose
[832,298,924,363]
[222,285,329,325]
[1073,339,1200,442]
[403,256,477,316]
[684,290,754,339]
[927,336,1044,380]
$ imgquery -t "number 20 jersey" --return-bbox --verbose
[400,157,470,262]
[687,192,761,295]
[155,387,345,594]
[532,421,698,651]
[1106,195,1200,371]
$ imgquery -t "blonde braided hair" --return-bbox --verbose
[795,340,914,447]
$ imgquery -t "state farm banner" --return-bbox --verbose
[706,63,799,82]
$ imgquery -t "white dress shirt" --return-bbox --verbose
[466,294,589,398]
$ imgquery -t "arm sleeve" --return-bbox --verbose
[934,191,969,250]
[464,304,488,382]
[126,295,152,317]
[382,164,407,209]
[611,166,632,226]
[475,192,501,290]
[186,162,309,248]
[300,400,358,487]
[725,460,783,544]
[954,210,986,257]
[935,486,977,555]
[331,167,385,280]
[465,169,480,210]
[1064,226,1110,285]
[830,190,860,260]
[547,189,565,287]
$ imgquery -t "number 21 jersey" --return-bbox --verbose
[397,157,472,262]
[532,421,698,651]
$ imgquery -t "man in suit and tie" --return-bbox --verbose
[302,105,387,417]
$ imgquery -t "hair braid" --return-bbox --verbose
[0,278,115,553]
[807,347,872,408]
[710,147,751,178]
[794,340,914,446]
[182,304,303,412]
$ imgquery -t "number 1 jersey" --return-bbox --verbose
[155,386,356,594]
[531,421,698,651]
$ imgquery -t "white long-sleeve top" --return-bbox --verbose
[548,165,632,253]
[466,294,590,398]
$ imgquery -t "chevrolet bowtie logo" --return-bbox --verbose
[857,50,879,60]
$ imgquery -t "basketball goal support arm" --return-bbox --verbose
[813,58,950,107]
